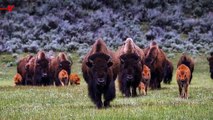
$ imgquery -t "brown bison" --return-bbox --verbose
[70,73,80,85]
[144,41,167,89]
[176,64,191,99]
[17,55,33,85]
[207,52,213,79]
[33,51,50,86]
[163,59,174,84]
[82,39,117,108]
[177,53,194,84]
[141,65,151,95]
[13,73,22,85]
[25,56,36,85]
[49,52,72,86]
[116,38,145,97]
[58,69,69,86]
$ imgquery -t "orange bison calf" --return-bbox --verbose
[13,73,22,85]
[138,82,146,95]
[176,64,191,99]
[70,73,80,85]
[58,70,69,86]
[140,65,151,95]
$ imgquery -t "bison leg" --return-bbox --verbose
[124,84,131,97]
[185,84,189,99]
[95,92,103,109]
[132,86,137,97]
[104,81,115,108]
[178,84,182,98]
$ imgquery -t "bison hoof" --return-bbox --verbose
[104,101,111,108]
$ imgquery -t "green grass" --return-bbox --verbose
[0,53,213,120]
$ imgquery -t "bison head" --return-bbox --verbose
[145,47,158,70]
[35,56,49,80]
[207,56,213,79]
[120,53,142,82]
[86,53,113,86]
[58,60,72,74]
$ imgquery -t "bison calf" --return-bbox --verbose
[70,73,80,85]
[176,64,191,99]
[138,82,146,95]
[140,65,151,95]
[13,73,22,85]
[58,69,69,86]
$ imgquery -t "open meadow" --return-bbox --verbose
[0,53,212,120]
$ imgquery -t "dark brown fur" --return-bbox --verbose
[207,52,213,79]
[163,59,174,84]
[17,55,33,85]
[82,39,117,109]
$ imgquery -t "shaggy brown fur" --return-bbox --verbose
[176,64,191,99]
[207,52,213,79]
[17,55,33,85]
[49,52,72,86]
[116,38,145,97]
[141,65,151,95]
[82,39,117,109]
[144,41,167,89]
[58,69,69,86]
[163,59,174,84]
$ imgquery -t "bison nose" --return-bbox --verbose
[127,75,133,80]
[97,78,105,85]
[42,73,48,78]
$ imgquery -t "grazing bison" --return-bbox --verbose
[163,59,174,84]
[207,52,213,79]
[144,41,167,89]
[138,82,146,95]
[13,73,22,85]
[70,73,80,85]
[82,39,117,108]
[17,55,33,85]
[58,69,69,86]
[177,54,194,84]
[33,51,50,86]
[49,52,72,86]
[116,38,145,97]
[141,65,151,95]
[176,64,191,99]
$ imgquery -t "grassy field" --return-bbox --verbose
[0,53,212,120]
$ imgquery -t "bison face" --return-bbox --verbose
[207,56,213,79]
[35,59,49,79]
[86,53,113,86]
[58,61,71,74]
[145,47,158,69]
[120,53,142,82]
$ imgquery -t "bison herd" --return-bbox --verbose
[13,38,213,109]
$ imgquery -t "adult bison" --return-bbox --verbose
[17,55,33,85]
[82,39,118,109]
[207,52,213,79]
[49,52,72,86]
[163,59,174,84]
[32,51,50,86]
[144,41,167,89]
[177,53,194,84]
[116,38,145,97]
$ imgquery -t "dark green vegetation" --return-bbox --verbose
[0,53,213,120]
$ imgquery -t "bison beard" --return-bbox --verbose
[118,53,142,97]
[84,53,115,109]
